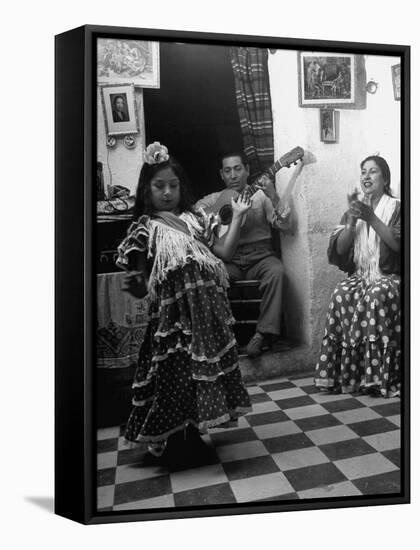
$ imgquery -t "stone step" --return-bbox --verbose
[238,343,317,384]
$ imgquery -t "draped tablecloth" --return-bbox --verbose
[96,272,149,368]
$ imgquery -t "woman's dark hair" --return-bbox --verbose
[133,156,194,219]
[360,155,393,196]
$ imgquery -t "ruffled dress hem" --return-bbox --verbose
[123,406,253,446]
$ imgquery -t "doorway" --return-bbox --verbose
[143,42,243,201]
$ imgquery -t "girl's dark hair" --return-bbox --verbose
[133,156,194,219]
[360,155,393,196]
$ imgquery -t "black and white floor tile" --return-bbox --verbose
[97,375,401,511]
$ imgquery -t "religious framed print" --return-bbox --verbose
[320,108,338,143]
[97,38,160,88]
[298,51,367,109]
[55,24,410,525]
[392,63,401,100]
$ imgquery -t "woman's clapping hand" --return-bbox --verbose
[349,199,375,223]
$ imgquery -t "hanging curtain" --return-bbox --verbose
[230,47,274,179]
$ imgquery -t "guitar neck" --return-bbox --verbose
[248,160,284,195]
[247,146,304,196]
[265,160,284,180]
[248,160,304,201]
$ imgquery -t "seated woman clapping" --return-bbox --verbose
[314,155,401,398]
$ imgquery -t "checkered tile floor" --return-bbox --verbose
[97,374,401,511]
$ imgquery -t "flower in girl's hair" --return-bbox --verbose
[144,142,169,165]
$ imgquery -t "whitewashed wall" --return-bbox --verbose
[97,88,145,196]
[269,51,401,356]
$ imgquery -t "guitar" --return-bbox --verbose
[204,146,304,230]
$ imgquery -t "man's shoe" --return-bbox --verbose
[246,332,271,358]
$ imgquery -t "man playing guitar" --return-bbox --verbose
[196,151,292,358]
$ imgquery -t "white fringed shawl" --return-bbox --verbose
[116,210,228,296]
[147,214,228,292]
[353,194,398,284]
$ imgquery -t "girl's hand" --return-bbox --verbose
[122,271,148,299]
[231,193,252,218]
[254,174,276,201]
[349,199,375,223]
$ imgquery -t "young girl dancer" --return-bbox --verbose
[117,142,252,468]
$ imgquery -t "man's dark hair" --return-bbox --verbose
[219,151,249,168]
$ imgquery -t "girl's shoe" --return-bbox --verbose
[327,385,341,394]
[164,426,216,471]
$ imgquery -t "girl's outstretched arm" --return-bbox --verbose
[212,194,251,261]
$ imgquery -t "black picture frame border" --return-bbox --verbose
[55,24,410,525]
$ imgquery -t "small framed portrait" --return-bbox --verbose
[298,52,363,108]
[320,108,337,143]
[97,38,160,88]
[100,84,140,136]
[391,63,401,100]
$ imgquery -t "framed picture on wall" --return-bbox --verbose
[55,24,410,525]
[392,63,401,100]
[97,38,160,88]
[298,52,366,108]
[320,108,338,143]
[100,83,140,136]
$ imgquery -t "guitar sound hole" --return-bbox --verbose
[219,205,233,225]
